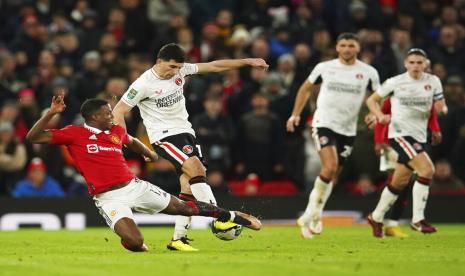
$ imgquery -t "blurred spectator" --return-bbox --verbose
[429,25,465,75]
[72,51,106,104]
[207,169,230,195]
[240,0,273,29]
[269,26,292,58]
[0,101,28,141]
[229,67,268,122]
[276,53,296,90]
[192,94,235,172]
[12,157,65,197]
[17,88,40,128]
[97,77,128,108]
[293,43,315,83]
[99,33,128,78]
[76,10,102,54]
[443,75,465,111]
[9,15,44,67]
[431,159,465,192]
[147,0,189,29]
[290,2,318,45]
[177,27,201,63]
[235,92,284,181]
[0,121,27,195]
[390,28,412,74]
[228,26,252,59]
[0,51,26,102]
[215,9,234,45]
[200,22,224,62]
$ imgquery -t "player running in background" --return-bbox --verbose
[286,33,381,239]
[373,96,441,237]
[112,43,268,251]
[365,48,447,238]
[26,92,261,252]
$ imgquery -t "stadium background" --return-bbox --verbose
[1,0,464,226]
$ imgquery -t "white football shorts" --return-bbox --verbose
[93,178,171,230]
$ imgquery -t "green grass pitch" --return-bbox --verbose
[1,225,464,276]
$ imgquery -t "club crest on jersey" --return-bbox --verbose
[110,135,121,144]
[424,84,432,91]
[355,73,364,80]
[182,145,193,154]
[175,78,182,86]
[319,136,329,145]
[413,143,422,151]
[110,210,117,217]
[127,88,138,99]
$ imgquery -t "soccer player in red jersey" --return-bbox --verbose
[372,97,441,237]
[26,91,261,252]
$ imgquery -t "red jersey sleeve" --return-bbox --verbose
[373,98,391,144]
[428,104,441,132]
[50,125,77,145]
[112,125,130,145]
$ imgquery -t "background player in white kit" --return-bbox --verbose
[286,33,380,239]
[112,43,268,251]
[365,48,448,238]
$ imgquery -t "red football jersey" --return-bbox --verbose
[51,124,135,195]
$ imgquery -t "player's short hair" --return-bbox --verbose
[336,32,360,43]
[80,99,109,119]
[157,43,186,63]
[406,48,428,58]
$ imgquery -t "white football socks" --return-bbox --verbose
[300,177,332,224]
[372,187,399,223]
[412,181,429,223]
[190,182,217,206]
[173,216,191,240]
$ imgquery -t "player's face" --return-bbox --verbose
[404,54,426,77]
[156,59,183,79]
[95,104,114,130]
[336,39,360,62]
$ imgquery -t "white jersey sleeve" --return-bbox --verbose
[377,77,396,98]
[432,75,444,100]
[307,63,323,84]
[368,67,381,92]
[180,63,198,77]
[121,77,149,107]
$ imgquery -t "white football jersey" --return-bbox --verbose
[121,63,198,143]
[308,59,380,136]
[377,72,444,143]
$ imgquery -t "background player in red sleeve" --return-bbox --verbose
[26,91,261,252]
[373,97,441,237]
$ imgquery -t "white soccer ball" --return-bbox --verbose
[211,221,243,241]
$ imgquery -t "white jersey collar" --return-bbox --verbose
[84,123,110,134]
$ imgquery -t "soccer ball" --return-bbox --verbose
[211,221,243,241]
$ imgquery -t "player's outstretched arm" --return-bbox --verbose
[196,58,268,74]
[126,136,158,162]
[26,90,66,144]
[112,100,133,130]
[286,80,313,132]
[366,92,390,125]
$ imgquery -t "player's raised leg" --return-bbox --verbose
[162,195,261,231]
[408,153,437,234]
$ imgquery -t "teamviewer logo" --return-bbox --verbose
[87,144,99,153]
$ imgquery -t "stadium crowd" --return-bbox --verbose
[1,0,465,197]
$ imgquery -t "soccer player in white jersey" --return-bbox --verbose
[365,48,448,238]
[286,33,381,239]
[112,43,268,251]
